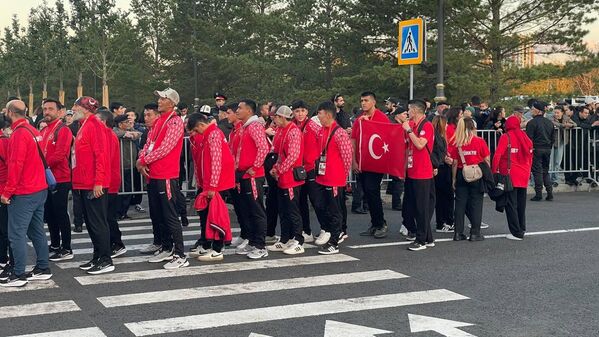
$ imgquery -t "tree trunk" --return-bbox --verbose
[77,71,83,98]
[59,73,65,104]
[28,81,34,118]
[488,0,503,103]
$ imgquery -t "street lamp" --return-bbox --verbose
[434,0,447,103]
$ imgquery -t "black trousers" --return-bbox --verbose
[360,171,385,228]
[388,176,404,208]
[0,204,13,265]
[339,188,348,233]
[198,191,225,253]
[315,184,343,245]
[76,189,111,261]
[265,173,279,237]
[505,187,527,238]
[238,177,267,249]
[230,187,248,239]
[45,182,72,250]
[119,169,134,217]
[434,165,454,228]
[299,170,326,235]
[402,178,435,244]
[532,148,552,195]
[107,194,124,247]
[72,188,84,226]
[175,188,188,217]
[351,173,368,211]
[130,169,143,205]
[278,186,303,244]
[148,179,185,257]
[454,170,484,236]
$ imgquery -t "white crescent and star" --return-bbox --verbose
[368,134,389,160]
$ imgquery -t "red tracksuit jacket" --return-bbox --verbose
[40,119,72,183]
[72,114,109,190]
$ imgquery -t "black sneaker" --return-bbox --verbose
[48,245,60,254]
[0,265,13,281]
[25,266,53,281]
[49,249,74,262]
[359,226,376,236]
[530,195,543,201]
[79,258,99,271]
[0,272,27,287]
[181,215,189,227]
[111,245,127,258]
[87,258,115,275]
[545,194,554,201]
[408,242,427,251]
[373,224,388,238]
[405,232,416,241]
[73,224,83,233]
[318,243,339,255]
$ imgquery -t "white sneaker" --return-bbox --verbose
[314,229,325,241]
[237,239,250,250]
[399,225,409,236]
[283,240,305,255]
[266,241,289,252]
[197,250,224,262]
[302,232,315,243]
[236,244,254,255]
[247,248,268,259]
[188,247,209,258]
[315,231,331,245]
[139,243,161,255]
[481,222,490,229]
[230,237,245,247]
[163,255,189,269]
[265,235,280,244]
[148,249,173,263]
[435,224,454,233]
[506,234,523,241]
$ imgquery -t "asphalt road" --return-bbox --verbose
[1,191,598,337]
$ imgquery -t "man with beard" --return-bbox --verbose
[40,99,74,261]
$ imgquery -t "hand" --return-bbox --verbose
[269,168,278,180]
[495,121,501,128]
[433,168,438,176]
[444,156,453,165]
[352,161,361,173]
[593,121,599,127]
[136,160,150,177]
[1,196,10,205]
[93,185,104,198]
[346,128,352,135]
[401,121,411,132]
[452,180,456,191]
[206,190,215,199]
[265,128,276,136]
[124,131,134,139]
[247,167,255,177]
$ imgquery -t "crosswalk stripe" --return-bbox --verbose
[49,223,201,236]
[6,327,107,337]
[70,240,199,255]
[118,216,199,225]
[0,300,80,320]
[125,289,469,336]
[75,254,358,285]
[0,280,58,293]
[49,228,242,244]
[98,269,408,308]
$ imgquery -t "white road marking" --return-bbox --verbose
[118,216,199,224]
[6,327,107,337]
[98,269,408,307]
[49,223,204,235]
[75,254,358,285]
[0,300,80,320]
[0,280,58,293]
[324,320,392,337]
[124,289,468,336]
[348,226,599,249]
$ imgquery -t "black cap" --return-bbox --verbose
[384,97,399,105]
[533,101,548,112]
[214,92,227,100]
[114,114,129,125]
[291,100,308,110]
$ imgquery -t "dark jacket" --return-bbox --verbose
[525,115,555,149]
[335,108,352,129]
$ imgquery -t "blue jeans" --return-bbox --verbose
[550,144,564,183]
[8,190,48,276]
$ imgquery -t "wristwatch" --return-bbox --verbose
[406,128,413,134]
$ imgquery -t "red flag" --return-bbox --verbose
[358,119,406,179]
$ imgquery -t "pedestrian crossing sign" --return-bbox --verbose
[398,18,426,65]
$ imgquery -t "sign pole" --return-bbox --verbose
[409,65,414,99]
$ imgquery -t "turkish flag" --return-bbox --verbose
[358,119,406,179]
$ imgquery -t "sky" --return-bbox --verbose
[1,1,598,51]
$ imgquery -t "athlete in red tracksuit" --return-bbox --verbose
[187,115,235,261]
[39,99,74,262]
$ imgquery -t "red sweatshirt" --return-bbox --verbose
[273,122,304,189]
[72,114,108,190]
[106,127,121,194]
[295,118,321,172]
[194,123,235,192]
[40,119,72,183]
[492,116,533,188]
[233,116,269,179]
[448,136,490,169]
[0,136,10,196]
[139,110,184,180]
[2,119,47,198]
[316,121,353,187]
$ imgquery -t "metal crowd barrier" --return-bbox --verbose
[117,127,599,195]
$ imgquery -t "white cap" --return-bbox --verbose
[154,88,180,105]
[199,105,212,115]
[275,105,293,119]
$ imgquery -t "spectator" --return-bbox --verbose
[549,106,576,186]
[526,101,555,201]
[113,114,142,219]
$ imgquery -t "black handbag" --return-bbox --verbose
[293,166,307,181]
[491,134,514,198]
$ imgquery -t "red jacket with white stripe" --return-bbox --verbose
[273,122,304,189]
[72,114,109,190]
[316,121,353,187]
[106,127,121,194]
[295,118,321,172]
[232,116,269,179]
[138,110,184,180]
[40,119,72,183]
[2,119,47,198]
[193,123,235,192]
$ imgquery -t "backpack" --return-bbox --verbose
[417,120,446,169]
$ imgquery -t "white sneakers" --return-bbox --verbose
[247,248,268,259]
[163,255,189,269]
[235,243,254,255]
[267,241,290,252]
[197,250,224,262]
[148,249,173,263]
[302,232,315,243]
[315,231,331,245]
[230,237,247,247]
[283,240,304,255]
[506,234,523,241]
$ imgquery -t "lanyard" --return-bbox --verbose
[151,111,176,144]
